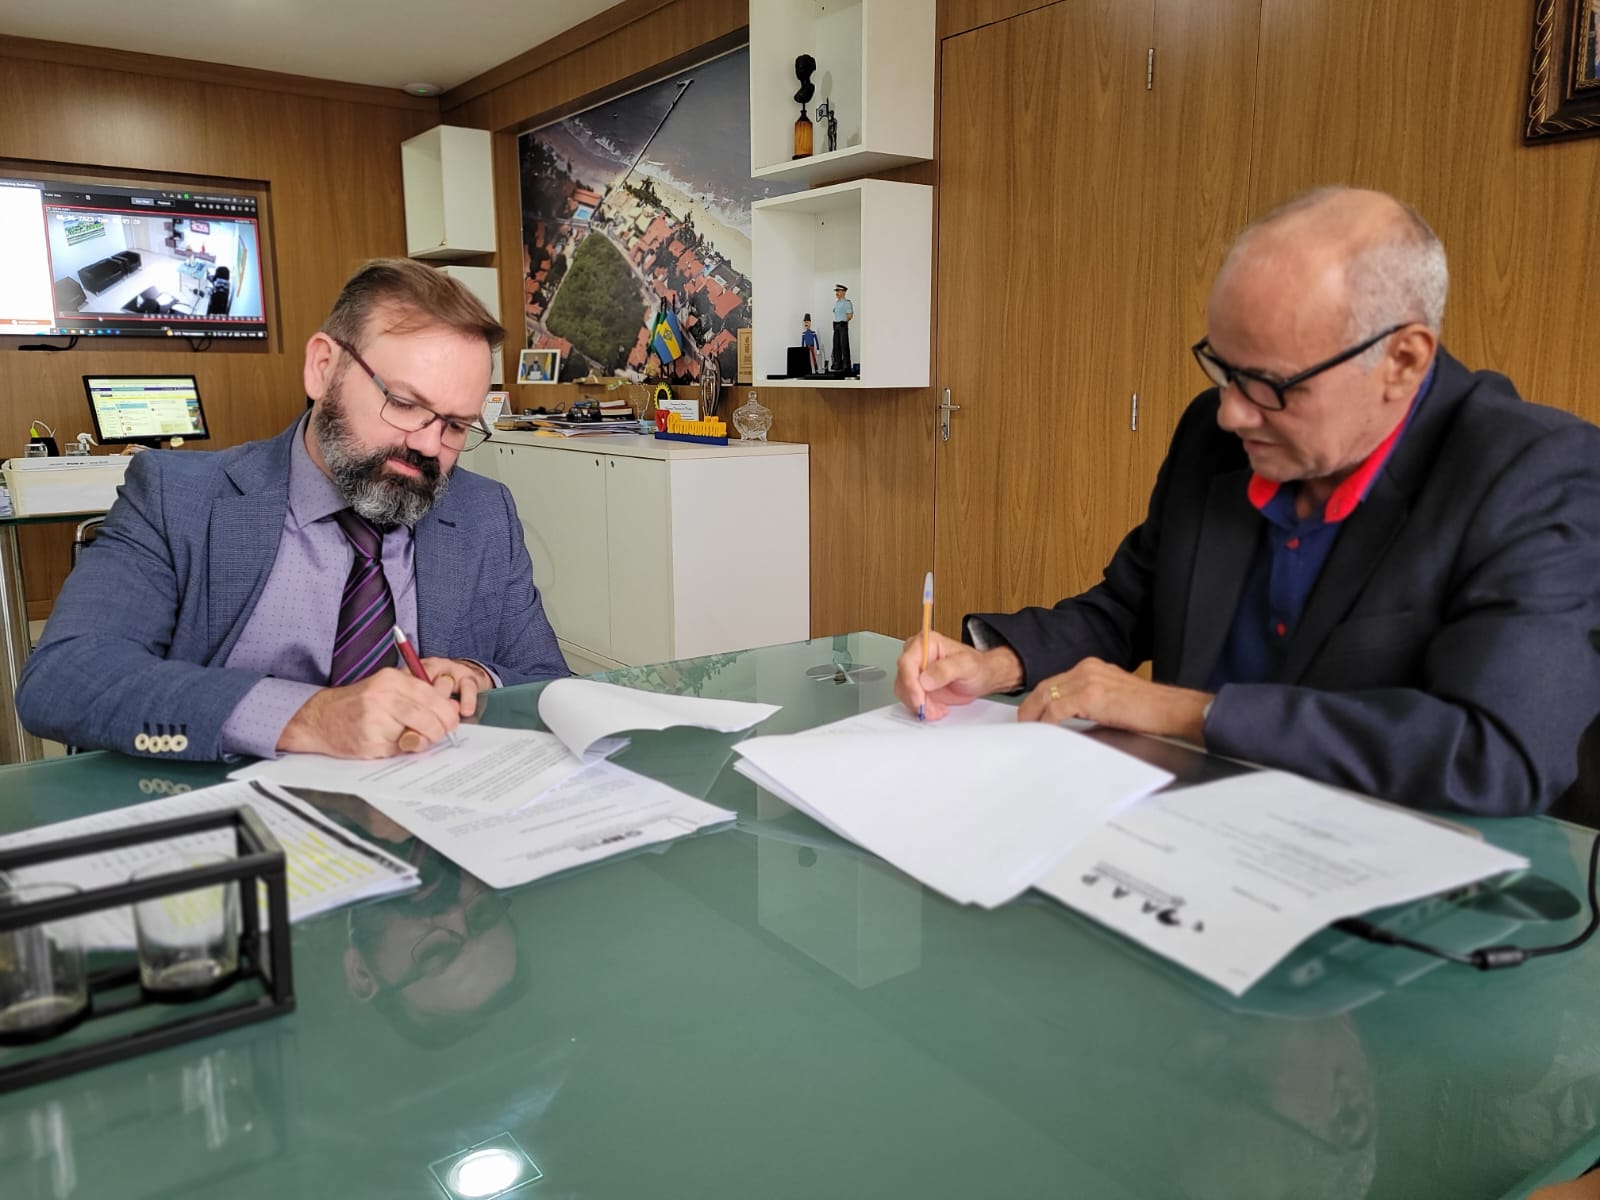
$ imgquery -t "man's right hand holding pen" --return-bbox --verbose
[277,659,492,759]
[895,631,1024,722]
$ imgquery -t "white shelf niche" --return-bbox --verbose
[437,265,504,385]
[401,125,496,260]
[750,0,935,186]
[751,178,931,389]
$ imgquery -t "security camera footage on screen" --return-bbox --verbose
[0,172,268,341]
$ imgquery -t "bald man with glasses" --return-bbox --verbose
[897,187,1600,817]
[19,259,568,762]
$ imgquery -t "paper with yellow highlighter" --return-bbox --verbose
[0,781,419,949]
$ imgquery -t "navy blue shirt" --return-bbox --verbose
[1206,364,1435,690]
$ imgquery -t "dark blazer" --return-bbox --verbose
[972,351,1600,816]
[17,423,569,760]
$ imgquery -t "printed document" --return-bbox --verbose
[267,761,735,890]
[233,679,779,815]
[1033,771,1529,996]
[233,723,604,815]
[0,781,418,948]
[733,721,1173,908]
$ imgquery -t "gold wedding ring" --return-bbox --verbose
[1048,684,1062,701]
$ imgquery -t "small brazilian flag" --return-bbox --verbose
[651,308,685,365]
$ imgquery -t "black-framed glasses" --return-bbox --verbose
[332,337,493,451]
[387,890,511,991]
[1191,323,1408,411]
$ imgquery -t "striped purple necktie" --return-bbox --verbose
[329,509,399,686]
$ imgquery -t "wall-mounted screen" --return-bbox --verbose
[0,168,268,342]
[83,375,210,446]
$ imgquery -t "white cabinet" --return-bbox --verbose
[400,125,496,259]
[751,178,932,389]
[463,433,809,673]
[750,0,935,187]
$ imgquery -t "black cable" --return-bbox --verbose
[1335,832,1600,971]
[18,336,79,351]
[184,334,213,352]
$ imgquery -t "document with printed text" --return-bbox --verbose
[1033,771,1529,996]
[233,679,779,816]
[268,761,735,890]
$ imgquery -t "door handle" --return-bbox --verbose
[938,387,961,442]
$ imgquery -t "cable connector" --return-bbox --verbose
[1469,945,1529,970]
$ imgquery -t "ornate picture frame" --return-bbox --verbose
[1525,0,1600,142]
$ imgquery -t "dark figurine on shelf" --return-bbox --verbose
[814,100,838,154]
[830,284,854,375]
[793,54,816,159]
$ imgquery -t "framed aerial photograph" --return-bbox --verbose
[1525,0,1600,142]
[517,348,560,384]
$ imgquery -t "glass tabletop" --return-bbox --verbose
[1,632,1597,1199]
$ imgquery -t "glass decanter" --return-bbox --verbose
[732,390,772,441]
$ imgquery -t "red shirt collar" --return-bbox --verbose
[1246,398,1414,524]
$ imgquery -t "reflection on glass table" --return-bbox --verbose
[0,633,1597,1200]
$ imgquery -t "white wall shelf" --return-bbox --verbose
[751,178,931,389]
[401,125,496,260]
[750,0,935,187]
[463,433,810,671]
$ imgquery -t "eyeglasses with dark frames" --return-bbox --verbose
[385,890,511,992]
[1191,323,1409,412]
[332,337,493,451]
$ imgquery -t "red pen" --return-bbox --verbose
[392,624,461,747]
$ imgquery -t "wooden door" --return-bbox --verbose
[933,0,1157,630]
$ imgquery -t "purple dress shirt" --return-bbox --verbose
[218,419,422,758]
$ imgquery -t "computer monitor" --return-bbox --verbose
[83,375,210,447]
[0,167,269,343]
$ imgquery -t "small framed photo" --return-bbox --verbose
[518,348,560,384]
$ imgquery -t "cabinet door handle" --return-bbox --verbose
[1130,392,1139,432]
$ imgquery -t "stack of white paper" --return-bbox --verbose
[1034,771,1531,996]
[734,705,1174,907]
[0,781,419,949]
[231,679,780,890]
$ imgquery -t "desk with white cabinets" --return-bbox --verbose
[462,432,809,674]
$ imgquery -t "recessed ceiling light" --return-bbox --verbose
[402,82,442,97]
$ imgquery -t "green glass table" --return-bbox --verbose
[1,633,1597,1199]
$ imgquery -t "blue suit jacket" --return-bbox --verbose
[972,351,1600,816]
[17,423,568,759]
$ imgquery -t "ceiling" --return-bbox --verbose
[1,0,622,92]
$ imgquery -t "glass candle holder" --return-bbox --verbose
[133,853,240,1001]
[0,880,89,1043]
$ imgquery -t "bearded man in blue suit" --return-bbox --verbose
[19,259,568,761]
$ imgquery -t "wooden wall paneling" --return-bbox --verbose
[0,42,438,618]
[932,0,1156,631]
[1248,0,1600,427]
[441,0,747,133]
[939,0,1062,41]
[1133,0,1262,498]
